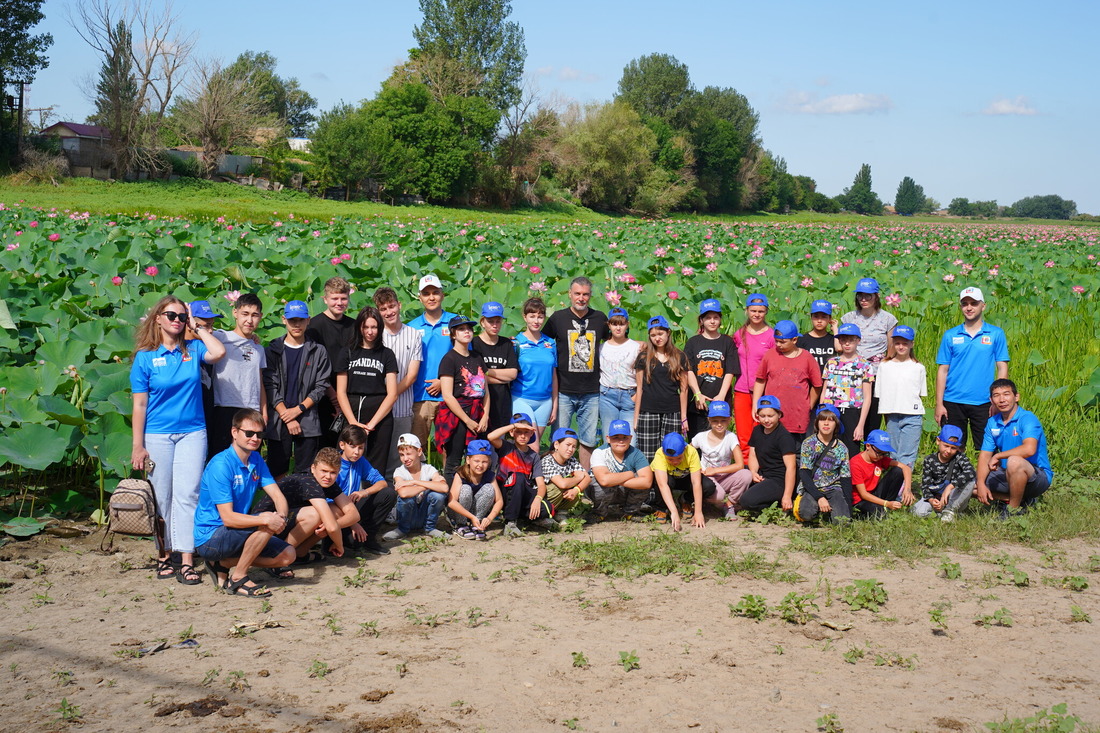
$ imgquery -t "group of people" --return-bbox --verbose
[129,273,1053,597]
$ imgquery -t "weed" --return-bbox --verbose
[9,663,18,678]
[1089,555,1100,573]
[405,608,457,627]
[202,669,220,686]
[729,594,769,621]
[618,650,640,672]
[259,598,272,614]
[466,607,486,628]
[53,670,73,687]
[873,652,918,670]
[343,560,377,588]
[450,699,465,707]
[114,648,142,659]
[323,613,342,636]
[929,602,951,632]
[395,662,408,678]
[560,517,585,533]
[1061,576,1089,591]
[777,592,819,625]
[559,533,790,580]
[382,585,409,597]
[308,660,330,679]
[225,670,250,693]
[840,579,888,612]
[817,712,844,732]
[976,607,1015,628]
[402,536,448,554]
[357,620,381,637]
[563,718,581,730]
[1069,605,1091,623]
[984,703,1085,732]
[939,557,963,579]
[774,644,784,655]
[178,624,195,642]
[571,652,589,669]
[756,503,795,526]
[842,646,865,664]
[31,591,54,607]
[54,698,82,723]
[984,555,1030,587]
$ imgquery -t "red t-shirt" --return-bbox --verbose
[755,348,823,435]
[849,453,892,505]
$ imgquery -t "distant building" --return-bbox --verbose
[288,138,311,153]
[40,122,110,154]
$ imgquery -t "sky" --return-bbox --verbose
[21,0,1100,214]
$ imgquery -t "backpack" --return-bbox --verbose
[100,460,163,552]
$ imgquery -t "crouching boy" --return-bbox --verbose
[488,412,555,537]
[337,425,397,554]
[652,432,716,531]
[383,433,449,541]
[251,447,359,573]
[194,409,296,598]
[588,419,653,521]
[913,424,975,523]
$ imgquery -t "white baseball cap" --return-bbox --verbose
[418,274,443,292]
[959,286,985,302]
[397,433,422,450]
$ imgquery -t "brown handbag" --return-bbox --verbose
[100,460,164,553]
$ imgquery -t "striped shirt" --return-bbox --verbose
[383,323,423,418]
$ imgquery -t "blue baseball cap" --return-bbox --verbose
[448,314,476,330]
[814,404,845,434]
[810,299,833,315]
[608,307,628,320]
[937,425,964,447]
[552,427,578,443]
[510,412,534,427]
[699,298,722,315]
[647,315,671,330]
[466,439,493,456]
[837,323,862,338]
[283,300,310,319]
[607,419,632,437]
[855,278,880,294]
[480,301,504,318]
[190,300,221,319]
[865,429,894,453]
[661,433,687,457]
[756,395,782,413]
[746,293,769,308]
[708,400,731,418]
[773,320,800,339]
[892,325,916,340]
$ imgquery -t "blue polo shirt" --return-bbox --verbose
[194,447,275,547]
[337,456,385,497]
[980,407,1053,484]
[408,310,457,402]
[936,322,1009,405]
[512,333,558,401]
[130,340,208,433]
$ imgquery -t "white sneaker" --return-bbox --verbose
[940,510,955,523]
[382,528,406,541]
[533,517,559,532]
[425,528,447,539]
[503,522,524,538]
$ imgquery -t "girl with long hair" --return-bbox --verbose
[335,306,398,473]
[633,316,690,459]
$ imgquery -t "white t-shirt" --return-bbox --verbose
[600,339,641,389]
[394,463,442,495]
[212,330,267,408]
[383,323,424,419]
[691,431,740,469]
[874,359,927,416]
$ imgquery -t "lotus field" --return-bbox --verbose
[1,204,1099,503]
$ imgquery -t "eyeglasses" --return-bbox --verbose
[161,311,188,322]
[856,293,875,301]
[237,429,263,438]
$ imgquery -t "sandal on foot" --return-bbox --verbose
[262,566,294,580]
[223,575,270,598]
[292,550,325,566]
[205,560,229,590]
[156,558,177,579]
[176,564,203,585]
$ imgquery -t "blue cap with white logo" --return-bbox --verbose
[855,278,880,294]
[480,301,504,318]
[191,300,221,319]
[892,325,915,340]
[708,400,731,418]
[283,300,310,319]
[607,419,632,437]
[810,299,833,315]
[837,323,862,338]
[699,298,722,315]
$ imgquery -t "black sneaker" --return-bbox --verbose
[362,538,390,555]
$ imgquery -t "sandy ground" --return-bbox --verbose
[0,519,1097,733]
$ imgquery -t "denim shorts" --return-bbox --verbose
[987,467,1051,501]
[196,525,291,562]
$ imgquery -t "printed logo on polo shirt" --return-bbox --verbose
[981,336,992,345]
[1012,428,1018,437]
[442,327,450,337]
[152,356,167,368]
[182,353,192,362]
[991,427,1002,437]
[952,336,965,344]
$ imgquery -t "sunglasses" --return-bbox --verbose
[161,311,188,322]
[237,429,263,439]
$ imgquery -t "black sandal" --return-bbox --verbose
[176,564,203,585]
[291,550,325,566]
[223,575,270,598]
[262,566,294,580]
[205,560,229,590]
[156,558,176,580]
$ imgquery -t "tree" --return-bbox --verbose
[284,79,317,136]
[894,176,925,216]
[840,163,883,215]
[616,53,692,120]
[1,0,53,162]
[87,20,141,174]
[680,86,760,212]
[920,196,940,214]
[1007,194,1077,220]
[971,200,999,218]
[224,51,317,136]
[947,197,972,216]
[311,103,402,199]
[412,0,526,110]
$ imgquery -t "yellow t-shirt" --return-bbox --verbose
[650,445,702,478]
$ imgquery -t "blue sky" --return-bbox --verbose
[25,0,1100,213]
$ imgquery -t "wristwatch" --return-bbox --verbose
[297,402,306,412]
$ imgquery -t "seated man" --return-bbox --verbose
[194,409,296,598]
[588,420,653,521]
[977,379,1053,519]
[251,447,360,573]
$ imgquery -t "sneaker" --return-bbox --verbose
[362,538,390,555]
[503,522,525,538]
[454,526,477,540]
[940,510,955,524]
[425,528,447,539]
[724,505,741,521]
[533,517,559,532]
[681,503,694,521]
[651,510,671,524]
[382,528,406,542]
[996,504,1025,522]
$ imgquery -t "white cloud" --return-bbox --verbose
[534,66,555,78]
[781,91,892,114]
[982,96,1037,116]
[558,66,598,83]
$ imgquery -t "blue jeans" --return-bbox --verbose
[884,413,922,469]
[512,396,553,429]
[396,491,447,533]
[145,430,207,553]
[557,392,600,447]
[599,386,636,437]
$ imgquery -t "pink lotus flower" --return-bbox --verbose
[885,293,901,307]
[605,290,622,307]
[111,276,123,286]
[183,242,193,247]
[801,277,814,288]
[48,233,60,242]
[529,266,541,275]
[475,235,486,242]
[330,257,341,265]
[5,243,17,251]
[341,253,352,261]
[145,266,158,276]
[501,261,516,274]
[459,229,468,236]
[654,247,667,257]
[1072,285,1086,294]
[664,266,675,275]
[29,221,37,227]
[1044,261,1055,268]
[387,243,399,251]
[529,281,548,292]
[745,277,758,286]
[705,262,717,272]
[668,291,680,300]
[943,274,955,283]
[681,267,695,276]
[225,290,241,303]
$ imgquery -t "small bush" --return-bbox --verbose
[12,149,69,185]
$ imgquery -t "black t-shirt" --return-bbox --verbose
[748,424,798,483]
[544,307,609,395]
[283,342,305,407]
[798,333,836,375]
[635,352,689,413]
[335,344,397,396]
[684,334,740,399]
[438,349,487,401]
[254,471,342,512]
[306,313,356,368]
[472,336,518,426]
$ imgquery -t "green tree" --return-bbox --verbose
[894,176,925,216]
[284,79,317,136]
[920,196,940,214]
[947,197,972,216]
[1007,194,1077,220]
[412,0,526,110]
[680,86,760,212]
[841,163,883,215]
[616,53,692,121]
[971,200,999,218]
[86,20,140,174]
[223,51,317,136]
[0,0,53,80]
[311,103,403,199]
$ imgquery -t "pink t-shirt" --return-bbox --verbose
[755,348,823,435]
[734,328,776,393]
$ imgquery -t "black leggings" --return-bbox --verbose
[853,466,904,518]
[740,477,789,511]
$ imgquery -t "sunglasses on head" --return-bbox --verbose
[161,311,188,322]
[237,429,263,439]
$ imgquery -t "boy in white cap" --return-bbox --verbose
[408,273,457,449]
[934,287,1010,449]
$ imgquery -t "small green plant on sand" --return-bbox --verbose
[618,650,640,672]
[976,607,1014,628]
[777,592,818,625]
[840,579,888,612]
[984,703,1084,732]
[939,557,962,579]
[55,698,82,723]
[571,651,589,668]
[729,594,769,620]
[1069,605,1091,624]
[929,602,950,633]
[308,660,329,679]
[817,712,844,732]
